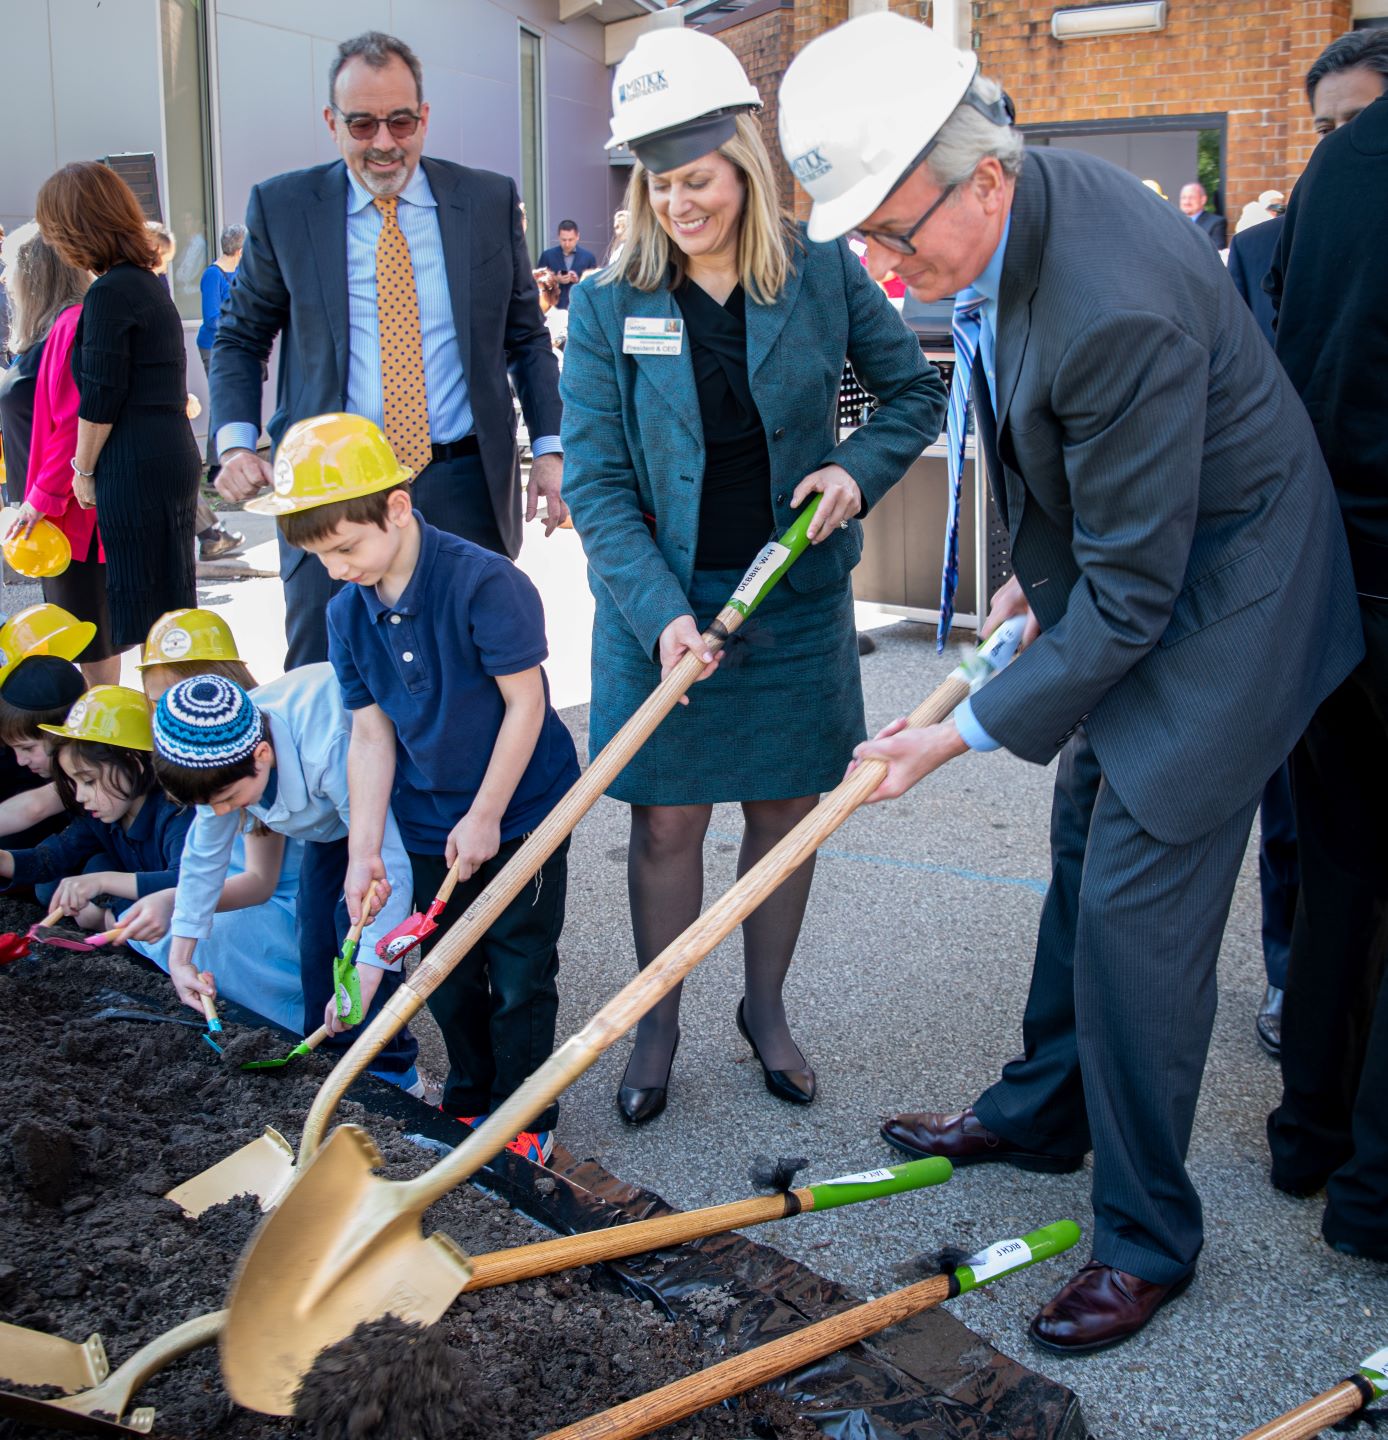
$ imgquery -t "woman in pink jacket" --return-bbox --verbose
[6,230,117,684]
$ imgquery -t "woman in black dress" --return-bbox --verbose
[35,163,199,650]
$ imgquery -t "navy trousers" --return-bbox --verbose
[1269,597,1388,1247]
[974,730,1259,1285]
[281,451,509,669]
[1257,762,1298,990]
[412,836,569,1131]
[297,835,418,1075]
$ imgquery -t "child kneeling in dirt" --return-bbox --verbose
[150,665,424,1095]
[256,414,579,1165]
[0,685,192,931]
[0,605,108,848]
[110,608,306,1034]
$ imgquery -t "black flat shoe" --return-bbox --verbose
[736,998,816,1105]
[617,1031,679,1125]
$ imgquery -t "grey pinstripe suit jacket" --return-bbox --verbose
[968,147,1362,845]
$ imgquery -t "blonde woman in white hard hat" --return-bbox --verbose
[561,27,944,1126]
[782,12,1361,1355]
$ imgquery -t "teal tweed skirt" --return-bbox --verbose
[589,568,866,807]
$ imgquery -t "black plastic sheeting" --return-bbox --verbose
[359,1074,1089,1438]
[200,992,1089,1439]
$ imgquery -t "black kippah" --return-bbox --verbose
[1,655,86,712]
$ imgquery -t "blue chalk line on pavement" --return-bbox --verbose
[707,831,1048,896]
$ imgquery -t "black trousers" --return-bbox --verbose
[297,835,419,1075]
[973,730,1258,1284]
[1268,596,1388,1247]
[411,836,569,1130]
[282,450,508,669]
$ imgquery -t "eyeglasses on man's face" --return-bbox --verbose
[852,181,959,257]
[332,106,423,143]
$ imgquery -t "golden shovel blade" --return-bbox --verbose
[220,1124,473,1415]
[0,1320,108,1392]
[165,1126,295,1217]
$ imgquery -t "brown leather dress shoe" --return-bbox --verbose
[1029,1261,1195,1354]
[880,1107,1084,1174]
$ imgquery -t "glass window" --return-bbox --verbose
[159,0,216,323]
[519,27,545,266]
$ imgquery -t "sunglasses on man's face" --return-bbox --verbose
[333,106,423,142]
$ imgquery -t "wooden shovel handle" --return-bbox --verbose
[345,880,380,946]
[540,1274,954,1440]
[401,673,970,1216]
[298,610,746,1161]
[434,862,461,910]
[1238,1380,1369,1439]
[462,1191,803,1291]
[299,1023,333,1053]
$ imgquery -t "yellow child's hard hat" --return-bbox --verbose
[0,604,97,684]
[39,685,154,752]
[137,609,243,670]
[245,413,413,517]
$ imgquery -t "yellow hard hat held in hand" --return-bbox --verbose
[39,685,155,752]
[0,604,97,684]
[138,608,244,670]
[1,508,71,578]
[245,414,413,517]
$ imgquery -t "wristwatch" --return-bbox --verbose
[71,458,96,479]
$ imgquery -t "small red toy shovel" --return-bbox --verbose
[374,861,460,965]
[0,907,65,964]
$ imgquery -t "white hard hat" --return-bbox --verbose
[779,13,985,242]
[607,28,762,174]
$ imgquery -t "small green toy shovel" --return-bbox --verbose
[331,880,379,1028]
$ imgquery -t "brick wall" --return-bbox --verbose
[974,0,1353,216]
[710,2,797,212]
[705,0,1353,224]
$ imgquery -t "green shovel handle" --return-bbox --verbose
[724,494,822,622]
[1360,1346,1388,1399]
[954,1219,1082,1295]
[803,1157,952,1211]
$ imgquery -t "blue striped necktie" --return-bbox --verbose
[938,293,988,652]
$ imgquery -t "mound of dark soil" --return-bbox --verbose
[0,896,816,1439]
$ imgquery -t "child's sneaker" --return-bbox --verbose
[454,1113,489,1128]
[371,1064,425,1099]
[505,1130,554,1165]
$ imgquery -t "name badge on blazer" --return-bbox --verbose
[623,316,684,355]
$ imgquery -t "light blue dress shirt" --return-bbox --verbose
[217,164,559,460]
[170,664,413,969]
[952,216,1011,754]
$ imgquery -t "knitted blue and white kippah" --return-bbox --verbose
[153,674,263,769]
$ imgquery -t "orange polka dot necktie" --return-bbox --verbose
[373,195,433,477]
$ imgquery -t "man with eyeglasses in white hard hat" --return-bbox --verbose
[780,12,1363,1353]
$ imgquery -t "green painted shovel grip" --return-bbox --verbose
[332,936,363,1026]
[1361,1346,1388,1400]
[805,1157,952,1211]
[954,1219,1081,1295]
[725,495,822,621]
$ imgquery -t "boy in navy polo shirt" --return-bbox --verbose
[254,414,580,1164]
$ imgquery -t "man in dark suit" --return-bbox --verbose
[780,13,1363,1353]
[210,31,566,667]
[535,221,597,311]
[1265,58,1388,1264]
[1180,182,1227,249]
